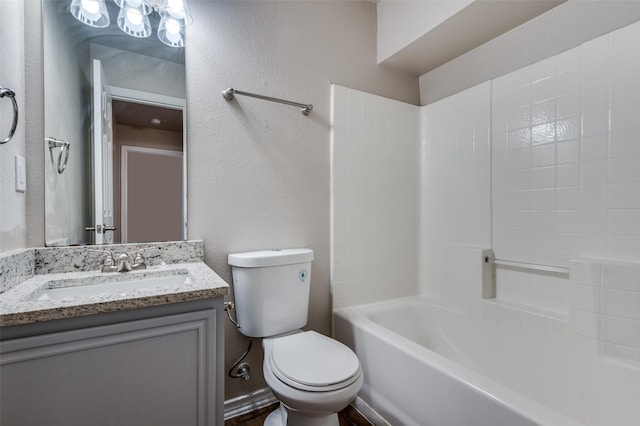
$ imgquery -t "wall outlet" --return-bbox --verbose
[14,155,26,192]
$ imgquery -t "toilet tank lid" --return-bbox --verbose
[228,248,314,267]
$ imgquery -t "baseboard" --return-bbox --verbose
[224,389,388,425]
[352,396,391,426]
[224,387,278,420]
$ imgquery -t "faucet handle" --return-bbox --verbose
[89,249,114,264]
[134,248,146,262]
[131,247,157,270]
[89,249,116,272]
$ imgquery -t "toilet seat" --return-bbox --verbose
[268,331,361,392]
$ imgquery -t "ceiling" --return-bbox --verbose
[112,100,183,132]
[379,0,566,76]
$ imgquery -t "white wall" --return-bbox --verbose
[0,0,26,253]
[331,85,419,309]
[376,0,472,64]
[185,0,418,400]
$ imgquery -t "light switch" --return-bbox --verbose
[15,155,26,192]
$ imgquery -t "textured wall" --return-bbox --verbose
[185,1,418,400]
[0,0,26,253]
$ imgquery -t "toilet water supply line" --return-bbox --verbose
[225,301,252,380]
[228,338,252,381]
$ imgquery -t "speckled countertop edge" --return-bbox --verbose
[0,248,35,293]
[0,261,229,327]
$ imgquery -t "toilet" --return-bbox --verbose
[228,249,363,426]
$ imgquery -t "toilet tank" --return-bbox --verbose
[228,249,314,338]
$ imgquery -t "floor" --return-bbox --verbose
[225,402,373,426]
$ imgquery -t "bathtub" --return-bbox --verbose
[333,296,582,426]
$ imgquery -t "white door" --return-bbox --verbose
[92,59,114,244]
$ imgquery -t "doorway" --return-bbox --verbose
[111,99,184,243]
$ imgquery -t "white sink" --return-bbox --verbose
[36,273,190,301]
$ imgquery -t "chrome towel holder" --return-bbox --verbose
[484,255,569,275]
[222,87,313,116]
[0,85,18,144]
[46,137,71,174]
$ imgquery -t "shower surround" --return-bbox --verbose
[331,19,640,426]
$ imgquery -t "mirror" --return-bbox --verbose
[43,0,187,246]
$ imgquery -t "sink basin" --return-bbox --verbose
[35,272,190,301]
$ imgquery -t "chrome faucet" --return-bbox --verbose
[91,247,153,273]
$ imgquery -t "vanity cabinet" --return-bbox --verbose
[0,299,224,426]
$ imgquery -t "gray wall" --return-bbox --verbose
[185,0,418,399]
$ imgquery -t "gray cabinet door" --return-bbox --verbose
[0,309,217,426]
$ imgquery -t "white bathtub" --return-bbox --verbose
[334,296,582,426]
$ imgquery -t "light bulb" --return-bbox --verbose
[165,18,180,35]
[126,7,143,26]
[157,15,185,47]
[81,0,100,14]
[168,0,184,10]
[116,3,151,37]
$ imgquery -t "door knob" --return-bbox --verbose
[84,225,116,233]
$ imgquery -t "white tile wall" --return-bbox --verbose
[568,258,640,365]
[331,85,419,309]
[491,20,640,314]
[418,82,492,304]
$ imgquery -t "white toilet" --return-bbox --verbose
[228,248,363,426]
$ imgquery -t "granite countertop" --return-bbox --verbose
[0,261,229,327]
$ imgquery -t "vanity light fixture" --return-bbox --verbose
[70,0,110,28]
[70,0,193,47]
[116,0,153,38]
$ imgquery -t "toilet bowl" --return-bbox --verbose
[228,249,363,426]
[262,331,364,426]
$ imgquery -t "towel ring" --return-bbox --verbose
[0,86,18,145]
[46,137,71,174]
